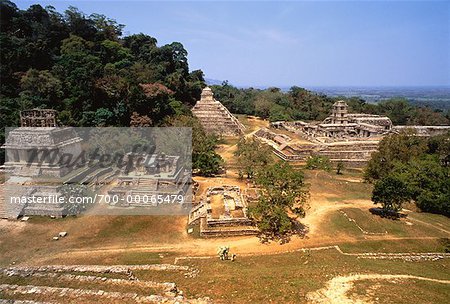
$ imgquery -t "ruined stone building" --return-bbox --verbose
[273,100,393,140]
[1,110,193,219]
[188,185,258,237]
[192,87,245,136]
[1,109,83,218]
[108,152,192,210]
[256,101,450,167]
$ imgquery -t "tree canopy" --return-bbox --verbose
[249,161,309,240]
[234,137,273,179]
[366,131,449,216]
[0,1,205,163]
[0,1,204,124]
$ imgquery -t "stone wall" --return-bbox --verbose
[392,126,450,136]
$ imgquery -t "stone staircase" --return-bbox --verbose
[137,178,158,191]
[199,217,259,237]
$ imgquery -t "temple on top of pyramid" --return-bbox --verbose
[192,87,245,136]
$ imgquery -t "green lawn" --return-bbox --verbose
[134,249,450,304]
[351,277,450,304]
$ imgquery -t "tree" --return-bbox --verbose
[254,96,273,119]
[372,174,410,214]
[390,155,449,216]
[93,108,114,126]
[89,13,124,41]
[364,130,427,181]
[249,162,309,240]
[376,98,414,125]
[408,107,449,126]
[367,132,450,217]
[99,39,133,67]
[123,33,157,59]
[165,115,223,176]
[305,155,331,171]
[234,137,272,179]
[130,112,152,127]
[19,69,63,109]
[0,2,206,136]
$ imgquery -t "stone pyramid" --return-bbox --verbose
[192,87,245,136]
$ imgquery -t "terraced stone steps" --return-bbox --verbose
[0,284,210,304]
[1,264,188,274]
[1,269,178,293]
[192,87,245,136]
[188,202,207,225]
[0,264,211,303]
[199,217,258,237]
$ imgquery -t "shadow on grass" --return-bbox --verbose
[369,207,407,220]
[257,221,309,245]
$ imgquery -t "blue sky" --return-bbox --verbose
[15,1,450,87]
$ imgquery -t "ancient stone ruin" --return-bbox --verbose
[256,100,450,167]
[192,87,245,136]
[108,152,192,210]
[0,264,212,303]
[273,100,393,140]
[189,185,258,237]
[20,109,58,127]
[1,110,194,219]
[1,109,83,219]
[3,128,83,178]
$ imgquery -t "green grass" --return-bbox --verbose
[341,208,388,234]
[351,278,450,304]
[218,137,239,146]
[339,238,448,253]
[320,207,449,253]
[409,212,450,230]
[339,207,450,238]
[4,248,447,303]
[304,170,373,201]
[2,167,449,303]
[134,249,450,304]
[322,211,362,238]
[0,215,187,266]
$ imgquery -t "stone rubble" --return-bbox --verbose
[0,284,212,304]
[0,264,211,303]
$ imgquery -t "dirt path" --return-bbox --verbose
[307,274,450,304]
[31,235,448,267]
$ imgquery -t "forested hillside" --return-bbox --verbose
[0,1,205,130]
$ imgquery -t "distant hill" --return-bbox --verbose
[307,86,450,110]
